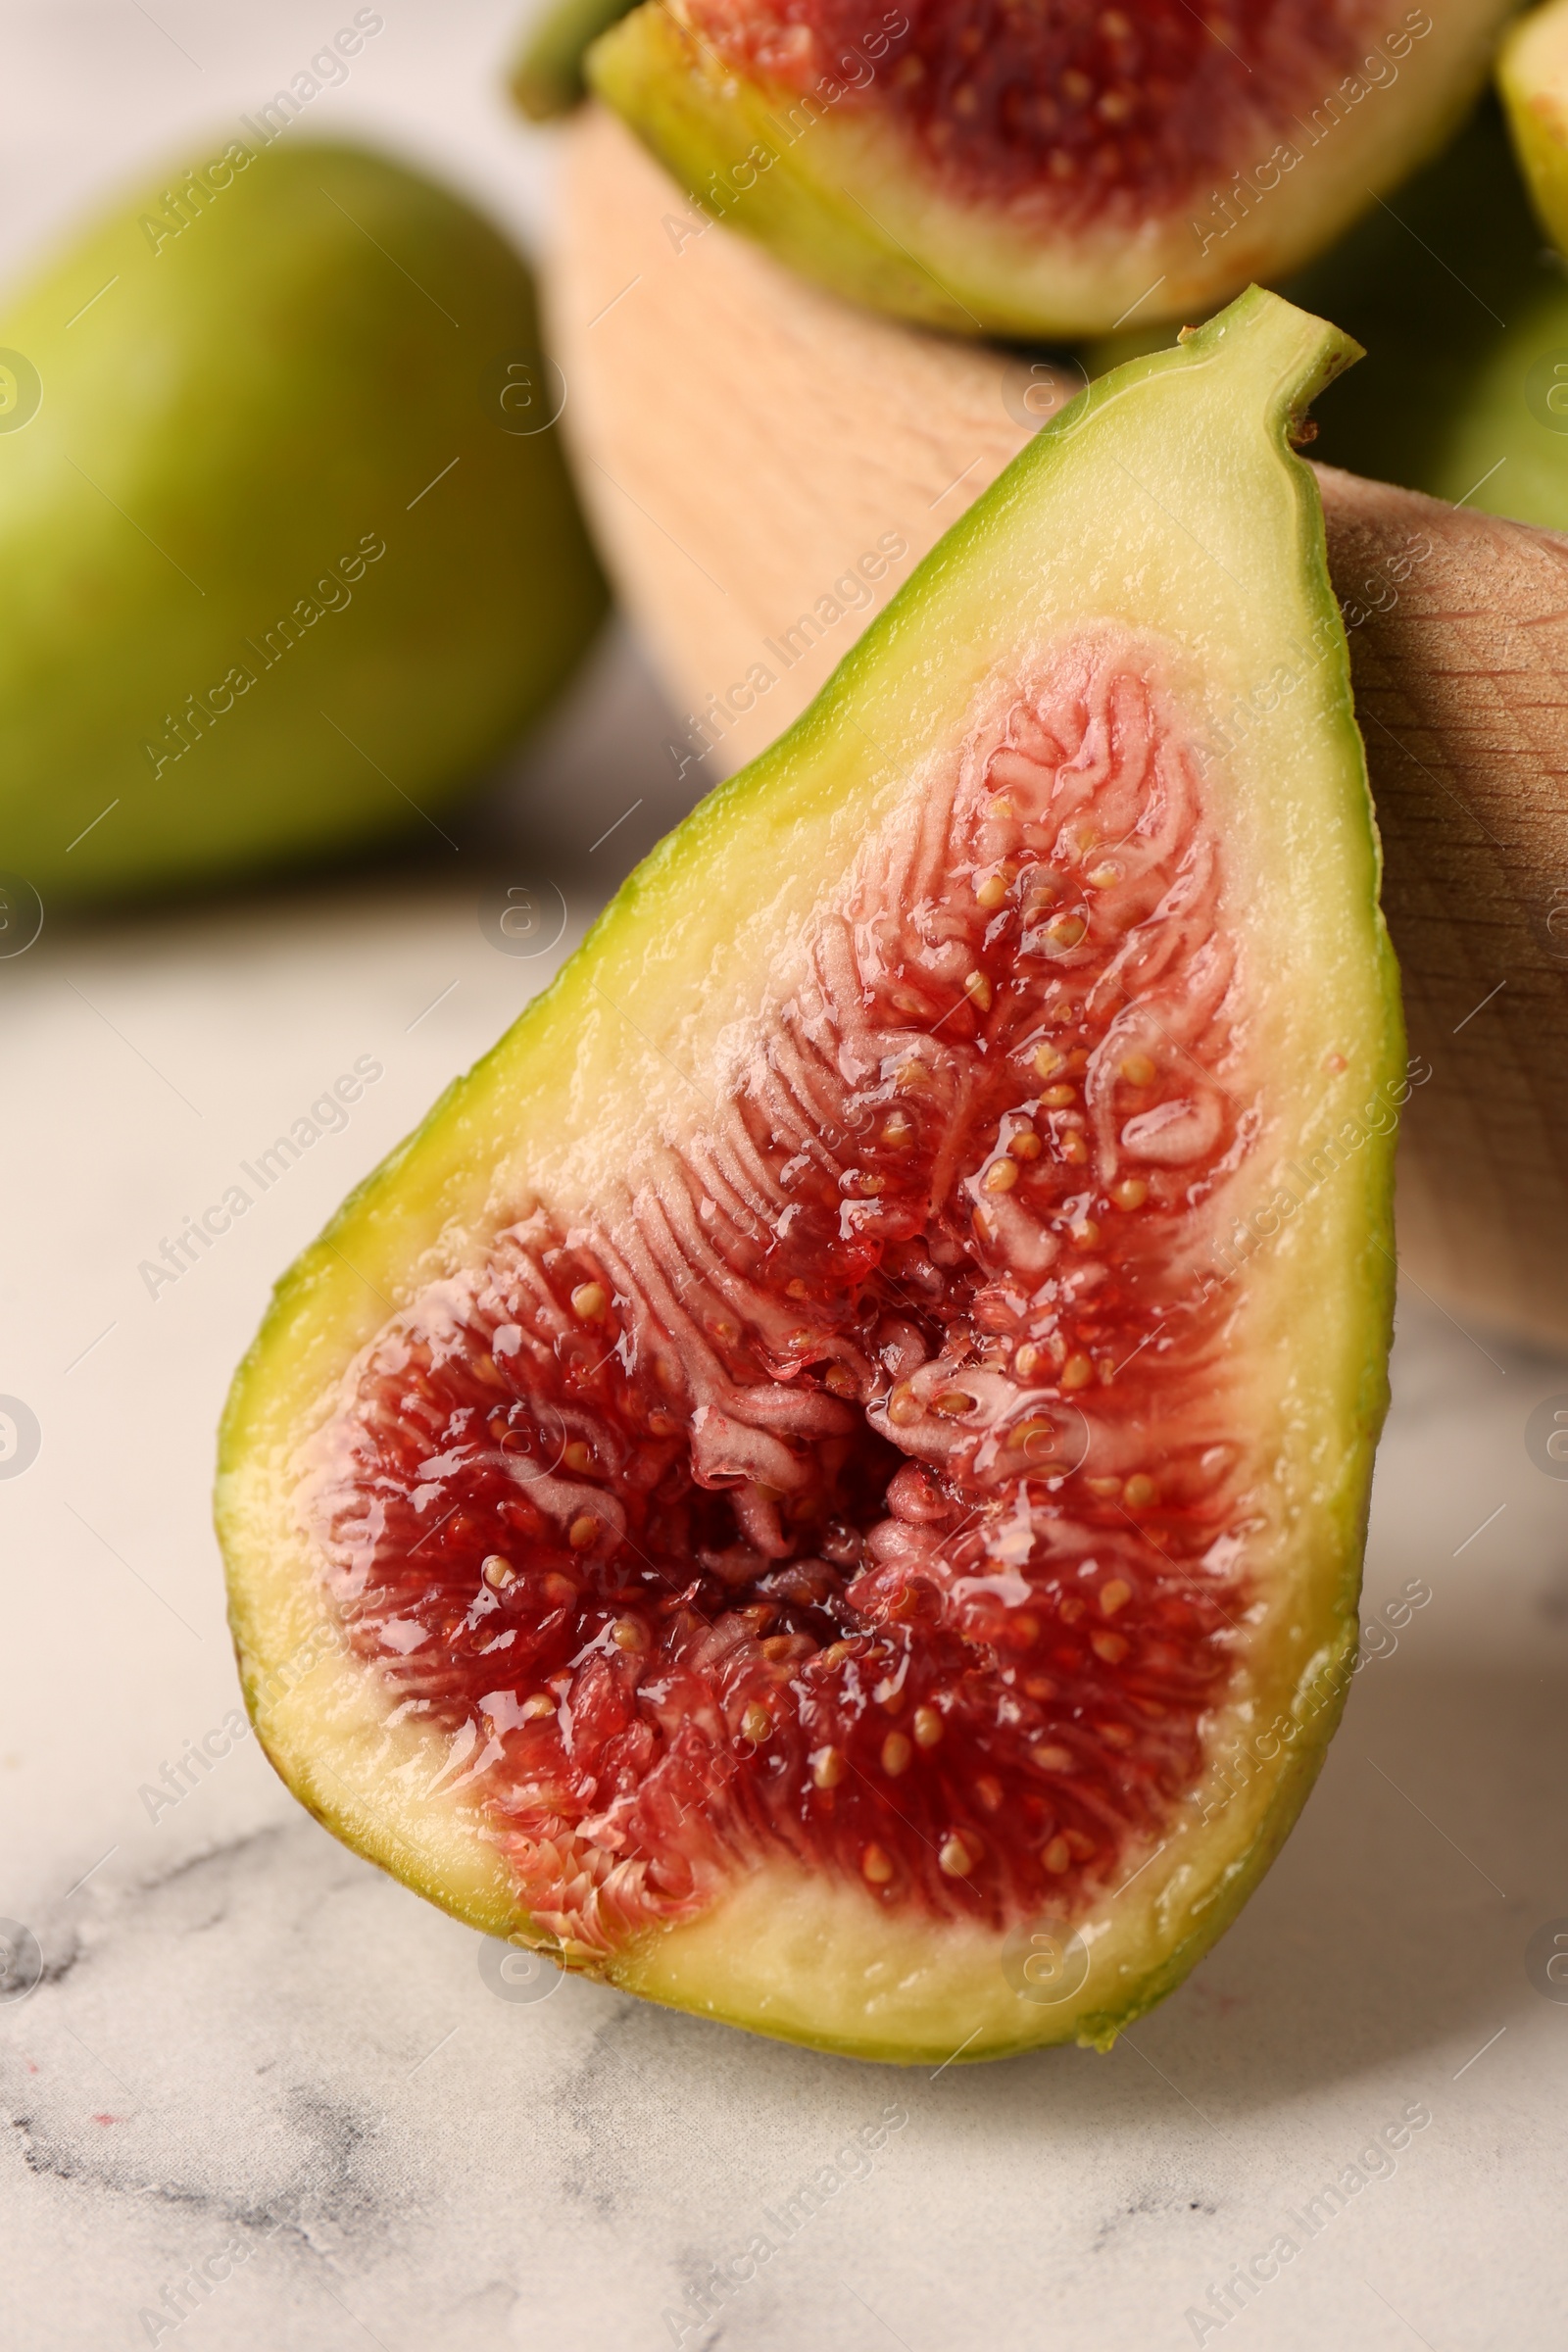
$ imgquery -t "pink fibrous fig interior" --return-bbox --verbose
[687,0,1391,226]
[305,630,1261,1955]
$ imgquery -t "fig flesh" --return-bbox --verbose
[219,290,1400,2061]
[586,0,1512,338]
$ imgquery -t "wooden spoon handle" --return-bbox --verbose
[545,105,1568,1349]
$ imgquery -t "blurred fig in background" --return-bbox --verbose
[1287,98,1568,537]
[1088,94,1568,543]
[511,0,637,119]
[0,137,608,902]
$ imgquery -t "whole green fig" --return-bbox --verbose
[0,136,607,901]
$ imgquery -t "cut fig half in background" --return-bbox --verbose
[585,0,1513,337]
[219,289,1401,2063]
[1500,0,1568,254]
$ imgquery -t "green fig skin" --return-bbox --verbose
[0,138,608,903]
[511,0,639,119]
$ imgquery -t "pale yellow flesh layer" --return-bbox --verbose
[1500,0,1568,257]
[218,289,1400,2062]
[588,0,1510,338]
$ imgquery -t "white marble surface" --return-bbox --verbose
[3,8,1568,2349]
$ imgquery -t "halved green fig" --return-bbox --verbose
[1500,0,1568,253]
[585,0,1511,339]
[219,288,1401,2064]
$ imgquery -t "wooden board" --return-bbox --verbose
[544,104,1568,1353]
